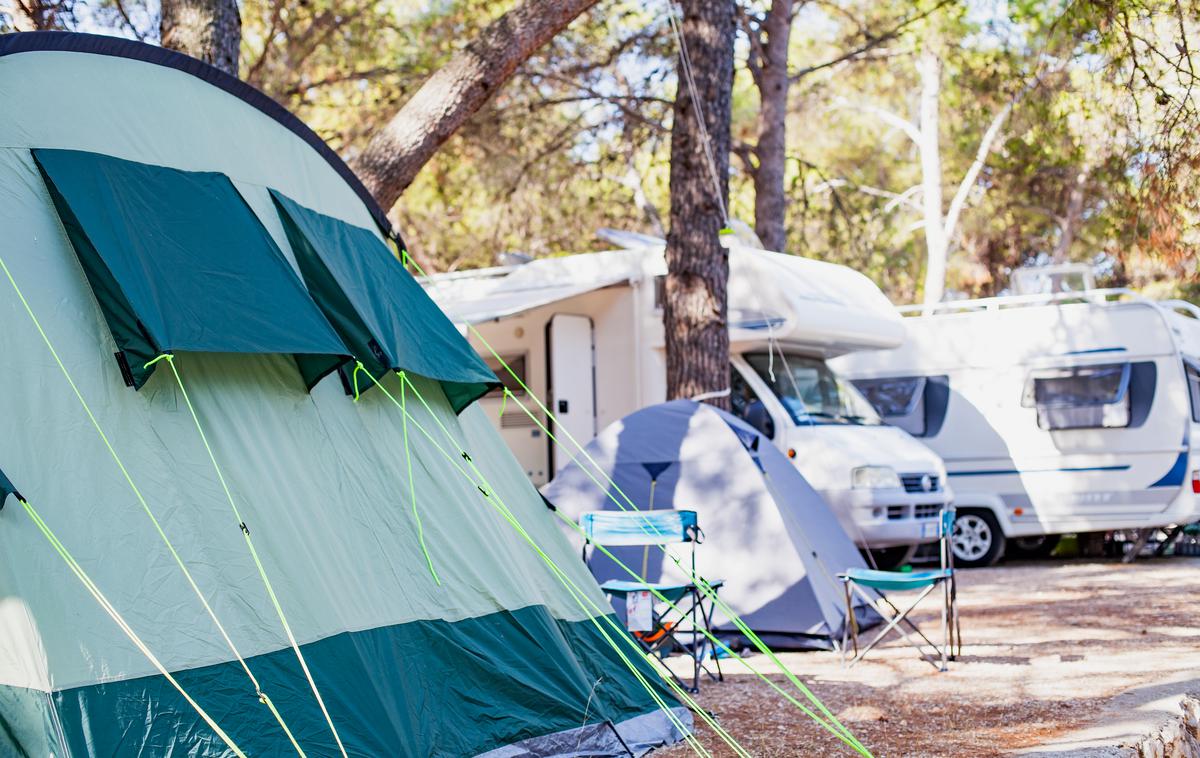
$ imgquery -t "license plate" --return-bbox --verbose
[921,521,940,538]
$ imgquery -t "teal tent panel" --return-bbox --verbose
[270,190,498,412]
[0,683,61,756]
[42,606,681,757]
[0,466,17,508]
[32,149,349,389]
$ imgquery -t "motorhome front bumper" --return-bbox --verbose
[822,485,953,549]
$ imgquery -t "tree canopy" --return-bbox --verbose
[3,0,1196,300]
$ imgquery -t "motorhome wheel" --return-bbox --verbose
[1006,534,1061,560]
[951,510,1005,568]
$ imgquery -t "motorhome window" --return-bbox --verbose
[484,354,527,396]
[1185,359,1200,423]
[730,367,774,438]
[745,353,882,426]
[1023,363,1131,430]
[853,377,926,417]
[653,276,666,311]
[852,376,928,436]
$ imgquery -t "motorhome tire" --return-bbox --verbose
[863,544,917,570]
[951,510,1005,568]
[1006,534,1061,560]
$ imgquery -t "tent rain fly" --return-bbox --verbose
[33,148,350,389]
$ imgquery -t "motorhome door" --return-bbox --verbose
[547,314,597,473]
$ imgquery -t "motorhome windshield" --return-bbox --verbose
[745,353,883,426]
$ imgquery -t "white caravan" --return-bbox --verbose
[836,265,1200,567]
[426,242,952,567]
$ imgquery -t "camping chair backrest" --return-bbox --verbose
[580,510,700,547]
[939,506,957,571]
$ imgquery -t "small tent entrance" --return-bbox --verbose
[547,313,597,473]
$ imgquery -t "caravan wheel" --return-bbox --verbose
[1006,534,1061,560]
[951,510,1005,568]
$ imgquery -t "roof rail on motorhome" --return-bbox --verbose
[896,288,1154,316]
[419,265,521,285]
[1161,299,1200,320]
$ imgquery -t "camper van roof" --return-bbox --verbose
[424,244,905,356]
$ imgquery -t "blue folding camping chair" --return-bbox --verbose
[839,507,961,671]
[580,509,724,692]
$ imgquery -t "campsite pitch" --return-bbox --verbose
[659,557,1200,757]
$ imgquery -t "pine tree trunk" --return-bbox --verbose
[664,0,735,409]
[160,0,241,77]
[752,0,793,253]
[352,0,600,217]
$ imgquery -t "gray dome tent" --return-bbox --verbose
[543,400,876,650]
[0,32,687,757]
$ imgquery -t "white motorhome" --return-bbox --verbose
[836,265,1200,567]
[426,242,952,567]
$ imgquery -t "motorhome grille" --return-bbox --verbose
[901,474,941,493]
[914,504,941,519]
[886,505,907,520]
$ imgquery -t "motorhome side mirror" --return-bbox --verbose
[558,400,569,413]
[745,400,775,439]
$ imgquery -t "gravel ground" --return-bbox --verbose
[656,557,1200,758]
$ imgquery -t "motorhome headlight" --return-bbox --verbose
[852,466,902,490]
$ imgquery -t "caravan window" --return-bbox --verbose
[745,353,882,426]
[485,353,527,397]
[1023,363,1131,430]
[1185,359,1200,423]
[854,377,925,417]
[853,376,929,436]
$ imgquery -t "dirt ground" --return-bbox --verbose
[656,557,1200,758]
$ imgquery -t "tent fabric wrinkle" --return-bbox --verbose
[270,189,499,412]
[32,148,349,389]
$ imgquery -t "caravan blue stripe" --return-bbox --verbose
[949,465,1132,477]
[1149,452,1189,488]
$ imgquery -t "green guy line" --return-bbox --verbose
[17,496,246,758]
[354,366,739,758]
[0,252,307,756]
[160,354,347,758]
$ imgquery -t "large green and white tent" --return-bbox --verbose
[0,32,689,756]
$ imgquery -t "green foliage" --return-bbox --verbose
[6,0,1196,299]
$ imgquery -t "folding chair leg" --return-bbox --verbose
[875,590,944,654]
[941,575,949,672]
[698,592,724,683]
[847,583,940,667]
[840,580,850,665]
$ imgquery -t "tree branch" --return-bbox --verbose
[942,99,1014,247]
[829,98,922,144]
[790,0,954,82]
[353,0,602,212]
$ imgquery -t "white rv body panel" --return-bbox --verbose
[426,245,951,552]
[835,294,1200,539]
